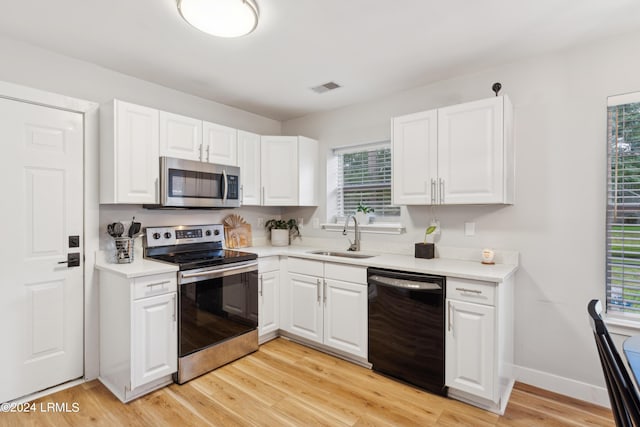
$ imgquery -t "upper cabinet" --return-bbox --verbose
[100,100,159,204]
[392,95,514,205]
[261,136,318,206]
[238,130,261,206]
[159,111,202,161]
[203,122,238,166]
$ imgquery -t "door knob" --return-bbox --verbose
[58,253,80,267]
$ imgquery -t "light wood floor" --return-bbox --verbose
[2,338,614,426]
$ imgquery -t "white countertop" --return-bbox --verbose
[246,245,518,283]
[94,245,517,283]
[94,251,177,279]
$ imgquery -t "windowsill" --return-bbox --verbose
[605,315,640,336]
[321,223,405,235]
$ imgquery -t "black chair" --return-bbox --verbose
[588,299,640,426]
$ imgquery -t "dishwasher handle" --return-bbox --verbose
[368,275,442,291]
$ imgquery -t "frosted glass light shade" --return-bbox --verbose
[177,0,259,38]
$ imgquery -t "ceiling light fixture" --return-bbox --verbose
[177,0,259,38]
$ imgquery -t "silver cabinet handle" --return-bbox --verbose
[240,184,244,206]
[172,294,177,322]
[323,280,327,304]
[430,179,436,204]
[448,301,452,332]
[261,186,265,205]
[316,278,321,302]
[199,143,203,161]
[259,276,263,297]
[146,280,171,288]
[439,178,444,204]
[456,287,482,294]
[206,145,210,162]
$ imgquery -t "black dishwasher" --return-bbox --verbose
[367,267,446,396]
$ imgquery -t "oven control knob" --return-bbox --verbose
[205,230,212,236]
[164,232,172,239]
[214,229,220,236]
[152,232,161,240]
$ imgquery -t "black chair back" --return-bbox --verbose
[588,299,640,426]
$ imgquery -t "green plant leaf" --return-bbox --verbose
[426,226,436,234]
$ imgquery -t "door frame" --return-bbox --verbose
[0,81,100,381]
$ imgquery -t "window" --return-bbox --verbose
[334,142,400,218]
[607,93,640,315]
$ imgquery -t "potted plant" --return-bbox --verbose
[265,218,301,247]
[415,225,437,259]
[355,203,375,224]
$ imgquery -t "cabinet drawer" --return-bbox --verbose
[259,256,280,273]
[287,257,323,277]
[447,277,495,306]
[324,263,367,284]
[133,273,177,300]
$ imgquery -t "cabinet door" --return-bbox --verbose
[131,293,177,389]
[324,279,367,358]
[298,136,319,206]
[159,111,202,161]
[259,270,279,336]
[203,121,237,165]
[261,136,299,206]
[285,273,323,343]
[438,97,504,204]
[238,130,261,205]
[392,110,438,205]
[115,101,159,204]
[445,299,496,401]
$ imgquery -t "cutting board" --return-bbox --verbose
[223,214,252,248]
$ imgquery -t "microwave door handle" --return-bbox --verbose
[222,169,228,201]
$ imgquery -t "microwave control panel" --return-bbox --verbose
[227,175,239,199]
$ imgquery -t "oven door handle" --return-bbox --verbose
[179,261,258,283]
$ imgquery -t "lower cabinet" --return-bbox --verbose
[99,270,177,402]
[445,276,514,414]
[258,257,280,341]
[282,258,367,359]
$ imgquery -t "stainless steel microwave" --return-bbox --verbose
[149,157,241,208]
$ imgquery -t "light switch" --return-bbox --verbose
[464,222,475,236]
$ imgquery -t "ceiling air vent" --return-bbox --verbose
[311,81,341,94]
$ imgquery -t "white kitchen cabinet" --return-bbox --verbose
[98,271,177,402]
[203,121,238,166]
[261,136,319,206]
[282,258,367,359]
[238,130,261,205]
[100,99,159,204]
[445,276,514,414]
[258,257,280,341]
[159,111,202,161]
[392,95,513,205]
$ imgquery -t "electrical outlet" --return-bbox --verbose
[298,218,304,228]
[257,218,264,228]
[312,218,320,229]
[465,222,476,236]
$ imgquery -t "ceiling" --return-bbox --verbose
[1,0,640,121]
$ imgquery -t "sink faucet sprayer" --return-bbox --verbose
[343,215,360,251]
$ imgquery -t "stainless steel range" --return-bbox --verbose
[144,224,258,384]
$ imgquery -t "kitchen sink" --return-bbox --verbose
[307,250,376,259]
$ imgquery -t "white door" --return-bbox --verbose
[438,97,504,204]
[203,121,237,165]
[445,299,496,401]
[286,273,323,343]
[132,293,178,389]
[0,98,84,402]
[324,279,367,358]
[392,110,438,205]
[159,111,202,161]
[261,136,299,206]
[237,130,261,205]
[259,270,279,336]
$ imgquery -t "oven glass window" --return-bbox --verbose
[179,271,258,357]
[169,169,222,199]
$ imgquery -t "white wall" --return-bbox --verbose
[283,30,640,404]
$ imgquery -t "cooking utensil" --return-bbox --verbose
[128,217,141,238]
[112,222,124,237]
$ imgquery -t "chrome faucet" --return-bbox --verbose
[343,215,360,251]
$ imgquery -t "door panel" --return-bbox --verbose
[324,279,367,357]
[287,273,323,343]
[0,98,83,402]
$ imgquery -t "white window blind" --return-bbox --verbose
[607,93,640,315]
[334,142,400,217]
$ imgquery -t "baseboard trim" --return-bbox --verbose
[514,365,610,408]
